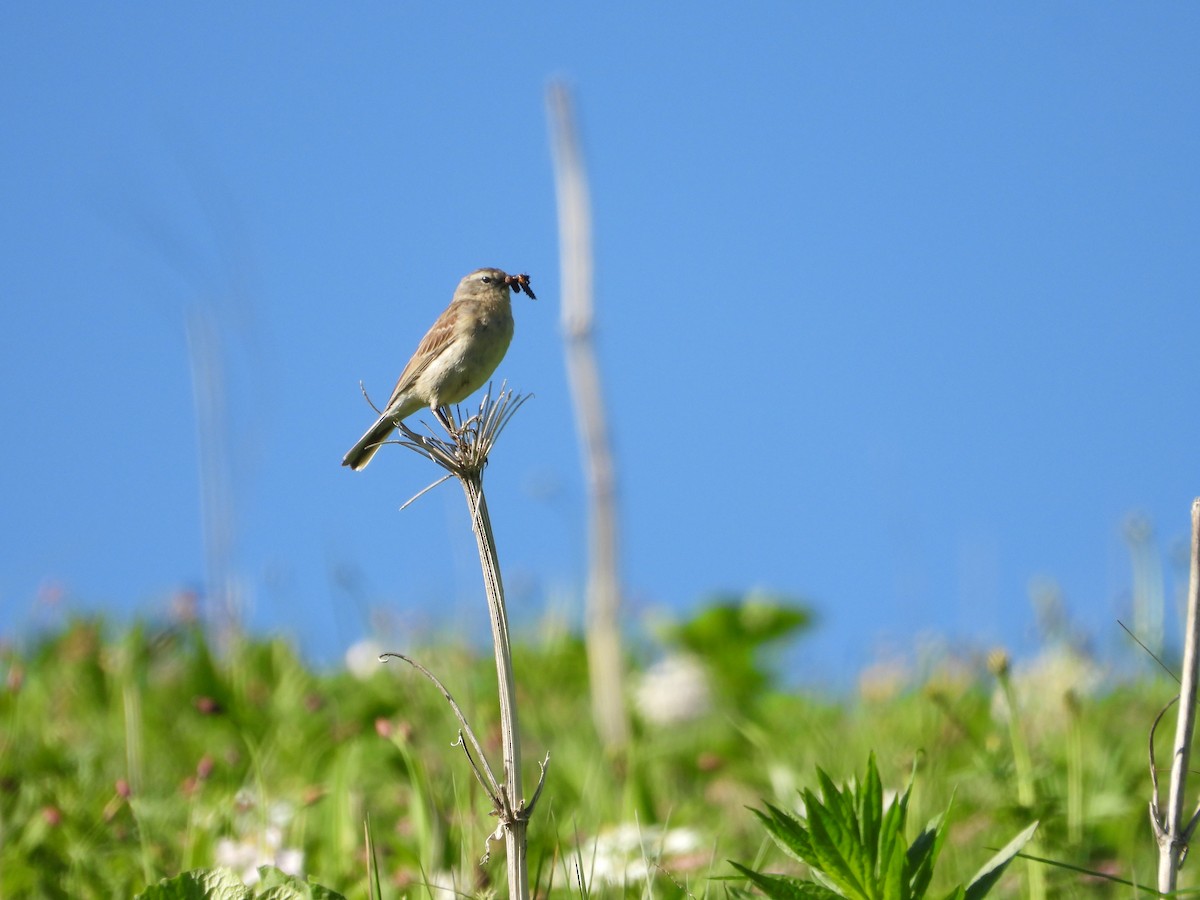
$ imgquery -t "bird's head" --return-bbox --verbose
[456,268,537,301]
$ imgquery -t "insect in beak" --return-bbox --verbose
[505,273,537,300]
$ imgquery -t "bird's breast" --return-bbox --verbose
[469,302,514,337]
[429,299,514,405]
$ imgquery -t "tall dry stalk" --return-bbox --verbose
[1151,498,1200,892]
[546,81,629,751]
[382,390,546,900]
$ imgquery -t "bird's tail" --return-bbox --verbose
[342,415,396,471]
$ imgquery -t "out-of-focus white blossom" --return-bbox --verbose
[416,870,459,899]
[345,638,385,680]
[562,823,705,888]
[991,646,1103,735]
[635,655,711,725]
[214,794,304,885]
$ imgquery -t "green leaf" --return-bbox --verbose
[729,863,844,900]
[134,868,251,900]
[254,866,347,898]
[132,868,347,900]
[757,804,817,866]
[815,768,859,836]
[876,775,911,898]
[963,821,1039,900]
[858,754,884,867]
[906,811,948,899]
[804,787,870,898]
[878,819,910,900]
[820,769,870,863]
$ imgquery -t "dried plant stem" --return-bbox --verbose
[383,390,542,900]
[547,81,629,751]
[1153,498,1200,891]
[459,471,528,900]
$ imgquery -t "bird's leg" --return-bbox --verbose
[434,406,458,436]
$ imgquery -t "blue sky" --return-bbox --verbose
[2,5,1197,685]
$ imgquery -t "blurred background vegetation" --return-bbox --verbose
[0,586,1176,898]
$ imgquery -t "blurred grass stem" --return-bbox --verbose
[991,652,1045,900]
[1065,691,1084,845]
[547,81,629,752]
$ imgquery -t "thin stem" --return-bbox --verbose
[460,471,528,900]
[385,388,537,900]
[991,652,1045,900]
[547,80,629,752]
[379,652,502,801]
[1065,691,1083,845]
[995,667,1035,809]
[1157,498,1200,891]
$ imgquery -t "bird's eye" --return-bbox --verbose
[480,276,493,284]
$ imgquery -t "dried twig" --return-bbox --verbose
[380,387,544,900]
[1152,498,1200,891]
[379,652,501,803]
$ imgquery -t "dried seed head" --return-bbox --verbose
[395,383,530,490]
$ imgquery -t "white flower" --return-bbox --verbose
[215,794,304,885]
[991,646,1103,735]
[635,655,711,725]
[214,831,304,885]
[345,638,385,680]
[564,823,704,888]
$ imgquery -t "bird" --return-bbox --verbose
[342,267,535,471]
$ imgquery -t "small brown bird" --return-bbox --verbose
[342,268,535,471]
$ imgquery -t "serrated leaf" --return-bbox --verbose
[858,754,884,861]
[878,843,905,897]
[876,782,909,892]
[906,811,947,898]
[758,804,817,866]
[254,866,346,899]
[878,840,908,900]
[134,867,251,900]
[132,867,346,900]
[816,768,860,835]
[963,821,1039,900]
[805,792,870,897]
[808,867,848,896]
[729,863,844,900]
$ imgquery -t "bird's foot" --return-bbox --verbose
[434,406,458,436]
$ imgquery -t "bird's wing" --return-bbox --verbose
[384,303,460,409]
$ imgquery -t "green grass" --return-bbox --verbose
[0,615,1178,898]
